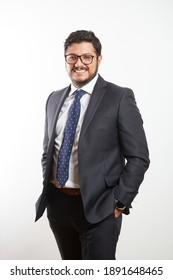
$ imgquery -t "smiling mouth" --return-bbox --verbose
[73,67,88,74]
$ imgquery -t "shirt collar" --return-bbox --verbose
[69,73,99,96]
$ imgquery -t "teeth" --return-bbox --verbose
[75,70,86,72]
[74,68,87,72]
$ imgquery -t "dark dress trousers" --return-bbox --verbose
[35,74,150,225]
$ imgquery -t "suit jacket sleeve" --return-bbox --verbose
[114,88,150,208]
[41,97,50,180]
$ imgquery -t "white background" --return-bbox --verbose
[0,0,173,260]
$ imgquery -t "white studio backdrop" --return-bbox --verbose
[0,0,173,260]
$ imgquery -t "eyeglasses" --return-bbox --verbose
[65,54,96,65]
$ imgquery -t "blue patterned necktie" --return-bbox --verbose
[56,89,85,186]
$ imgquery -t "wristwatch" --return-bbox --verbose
[115,200,126,211]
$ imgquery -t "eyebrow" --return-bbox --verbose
[65,53,94,56]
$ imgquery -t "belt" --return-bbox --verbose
[57,187,81,196]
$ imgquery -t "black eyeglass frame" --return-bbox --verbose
[65,54,97,65]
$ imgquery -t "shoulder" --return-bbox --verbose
[45,85,70,108]
[48,86,70,101]
[98,75,134,98]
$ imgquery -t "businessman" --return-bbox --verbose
[35,30,150,259]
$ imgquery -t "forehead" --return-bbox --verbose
[65,42,96,54]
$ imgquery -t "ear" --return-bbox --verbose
[97,55,102,66]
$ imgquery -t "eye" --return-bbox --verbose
[83,54,92,60]
[68,55,77,61]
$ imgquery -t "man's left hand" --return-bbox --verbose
[114,208,122,218]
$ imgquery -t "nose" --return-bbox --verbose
[74,56,84,67]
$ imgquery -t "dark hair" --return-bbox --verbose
[64,30,102,56]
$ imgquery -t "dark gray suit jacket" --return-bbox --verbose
[35,75,150,223]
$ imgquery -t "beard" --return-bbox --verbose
[70,63,99,88]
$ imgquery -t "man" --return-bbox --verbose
[35,30,150,260]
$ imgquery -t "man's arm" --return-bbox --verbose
[41,101,49,179]
[114,88,150,209]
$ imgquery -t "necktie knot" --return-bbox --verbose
[74,89,86,101]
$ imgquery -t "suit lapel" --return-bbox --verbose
[43,86,70,187]
[79,76,107,141]
[49,86,70,140]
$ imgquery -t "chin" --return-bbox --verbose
[72,77,90,87]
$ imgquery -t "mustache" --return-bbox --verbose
[73,66,88,71]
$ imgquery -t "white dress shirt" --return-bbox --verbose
[50,74,99,188]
